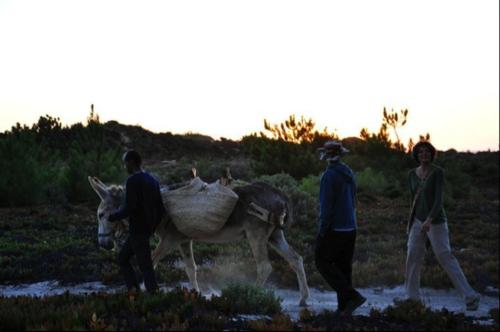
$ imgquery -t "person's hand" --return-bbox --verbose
[108,212,117,222]
[421,219,432,233]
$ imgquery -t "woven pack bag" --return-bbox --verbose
[163,177,239,237]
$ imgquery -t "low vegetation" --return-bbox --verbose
[0,286,497,331]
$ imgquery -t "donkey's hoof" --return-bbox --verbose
[299,299,308,307]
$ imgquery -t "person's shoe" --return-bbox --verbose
[341,292,366,315]
[127,286,141,300]
[466,295,480,311]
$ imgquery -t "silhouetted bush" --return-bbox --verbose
[212,283,282,316]
[299,174,320,197]
[0,115,125,206]
[0,131,47,206]
[241,135,323,179]
[356,167,390,195]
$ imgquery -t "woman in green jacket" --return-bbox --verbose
[405,141,480,311]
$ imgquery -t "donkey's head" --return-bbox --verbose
[88,176,125,250]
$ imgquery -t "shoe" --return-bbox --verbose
[341,292,367,315]
[466,296,480,311]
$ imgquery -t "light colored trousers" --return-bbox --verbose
[405,217,477,302]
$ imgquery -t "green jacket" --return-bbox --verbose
[408,165,447,224]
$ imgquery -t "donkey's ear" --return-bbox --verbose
[88,176,108,201]
[225,167,233,180]
[92,176,107,188]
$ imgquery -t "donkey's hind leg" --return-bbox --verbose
[179,241,200,292]
[268,229,310,306]
[247,231,273,287]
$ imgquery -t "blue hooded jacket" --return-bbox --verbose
[319,161,357,235]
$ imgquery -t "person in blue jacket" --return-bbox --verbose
[108,150,166,294]
[315,141,366,315]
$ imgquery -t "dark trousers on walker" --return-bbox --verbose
[315,230,359,311]
[118,233,158,293]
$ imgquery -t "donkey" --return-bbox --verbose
[88,175,310,306]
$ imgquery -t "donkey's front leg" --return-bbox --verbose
[269,229,310,306]
[152,236,178,268]
[179,241,200,292]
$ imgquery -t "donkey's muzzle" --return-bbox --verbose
[98,236,114,250]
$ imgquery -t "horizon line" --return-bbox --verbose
[2,116,498,154]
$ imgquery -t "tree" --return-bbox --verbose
[241,114,338,178]
[86,104,104,177]
[382,107,408,152]
[262,114,337,144]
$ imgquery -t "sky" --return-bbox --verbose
[0,0,498,152]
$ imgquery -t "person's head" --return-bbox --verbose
[318,140,349,162]
[412,141,437,165]
[122,150,142,174]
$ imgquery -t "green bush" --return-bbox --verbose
[0,132,45,206]
[342,154,368,172]
[59,144,124,203]
[212,283,282,316]
[0,116,126,206]
[241,135,323,179]
[356,167,390,195]
[374,298,490,331]
[299,175,320,197]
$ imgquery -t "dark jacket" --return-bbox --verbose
[319,161,357,235]
[109,171,166,235]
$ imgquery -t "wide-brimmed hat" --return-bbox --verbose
[318,141,349,160]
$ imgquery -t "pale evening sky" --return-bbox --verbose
[0,0,498,152]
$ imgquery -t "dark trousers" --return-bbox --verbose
[118,233,158,293]
[315,230,359,310]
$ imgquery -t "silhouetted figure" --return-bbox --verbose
[405,141,480,310]
[109,150,165,294]
[315,141,366,315]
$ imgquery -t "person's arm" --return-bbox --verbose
[407,171,412,195]
[319,171,340,236]
[109,177,139,222]
[426,168,444,221]
[421,168,443,232]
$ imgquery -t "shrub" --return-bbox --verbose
[377,298,489,331]
[299,175,320,197]
[59,144,124,203]
[0,132,45,206]
[241,135,323,179]
[0,116,126,206]
[255,172,298,192]
[356,167,390,195]
[212,283,282,316]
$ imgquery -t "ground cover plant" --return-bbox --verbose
[0,286,497,331]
